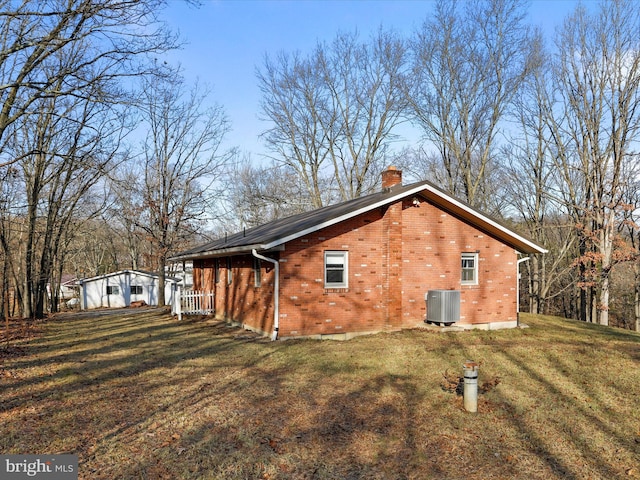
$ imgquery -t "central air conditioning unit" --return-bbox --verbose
[426,290,461,325]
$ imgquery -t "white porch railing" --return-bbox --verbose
[173,287,214,320]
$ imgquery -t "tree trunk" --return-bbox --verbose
[2,252,8,347]
[599,277,610,327]
[158,270,165,307]
[634,263,640,333]
[157,251,166,307]
[590,287,598,324]
[23,206,35,319]
[530,255,540,314]
[579,270,587,322]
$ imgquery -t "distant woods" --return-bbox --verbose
[0,0,234,319]
[0,0,639,332]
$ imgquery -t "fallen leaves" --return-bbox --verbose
[262,437,284,454]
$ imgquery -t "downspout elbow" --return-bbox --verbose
[252,249,279,340]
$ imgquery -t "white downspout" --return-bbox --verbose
[252,249,279,340]
[517,257,530,327]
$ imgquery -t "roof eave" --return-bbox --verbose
[169,244,285,262]
[79,269,181,283]
[170,181,547,260]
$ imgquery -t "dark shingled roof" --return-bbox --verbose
[170,179,546,261]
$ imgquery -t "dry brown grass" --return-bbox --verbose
[1,309,639,479]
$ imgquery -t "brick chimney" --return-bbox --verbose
[382,166,402,189]
[381,166,403,328]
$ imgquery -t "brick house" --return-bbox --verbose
[170,167,546,340]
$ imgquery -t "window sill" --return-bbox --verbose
[324,288,349,293]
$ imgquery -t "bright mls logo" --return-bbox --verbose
[1,455,77,479]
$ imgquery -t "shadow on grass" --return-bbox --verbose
[1,314,246,409]
[0,310,284,460]
[494,345,637,480]
[2,310,639,480]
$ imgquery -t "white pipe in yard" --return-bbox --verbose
[463,361,479,413]
[251,249,279,341]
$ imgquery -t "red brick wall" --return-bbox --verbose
[192,197,518,337]
[278,208,389,337]
[193,256,276,335]
[400,198,518,326]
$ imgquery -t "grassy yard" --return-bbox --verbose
[1,309,639,479]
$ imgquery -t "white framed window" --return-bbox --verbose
[130,285,143,295]
[106,285,119,295]
[227,257,233,285]
[325,251,348,288]
[461,252,478,285]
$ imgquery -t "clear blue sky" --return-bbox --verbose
[159,0,587,163]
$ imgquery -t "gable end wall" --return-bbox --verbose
[275,199,517,337]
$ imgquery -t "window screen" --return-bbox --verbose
[461,253,478,284]
[325,251,348,288]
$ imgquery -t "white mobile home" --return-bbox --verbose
[78,270,179,310]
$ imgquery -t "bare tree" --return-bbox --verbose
[258,28,408,207]
[616,174,640,331]
[0,0,176,319]
[127,74,235,306]
[0,164,20,323]
[103,196,150,272]
[258,51,332,208]
[4,79,128,318]
[0,0,175,160]
[320,29,409,200]
[499,33,578,316]
[392,144,510,217]
[409,0,535,209]
[550,0,640,326]
[222,157,316,230]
